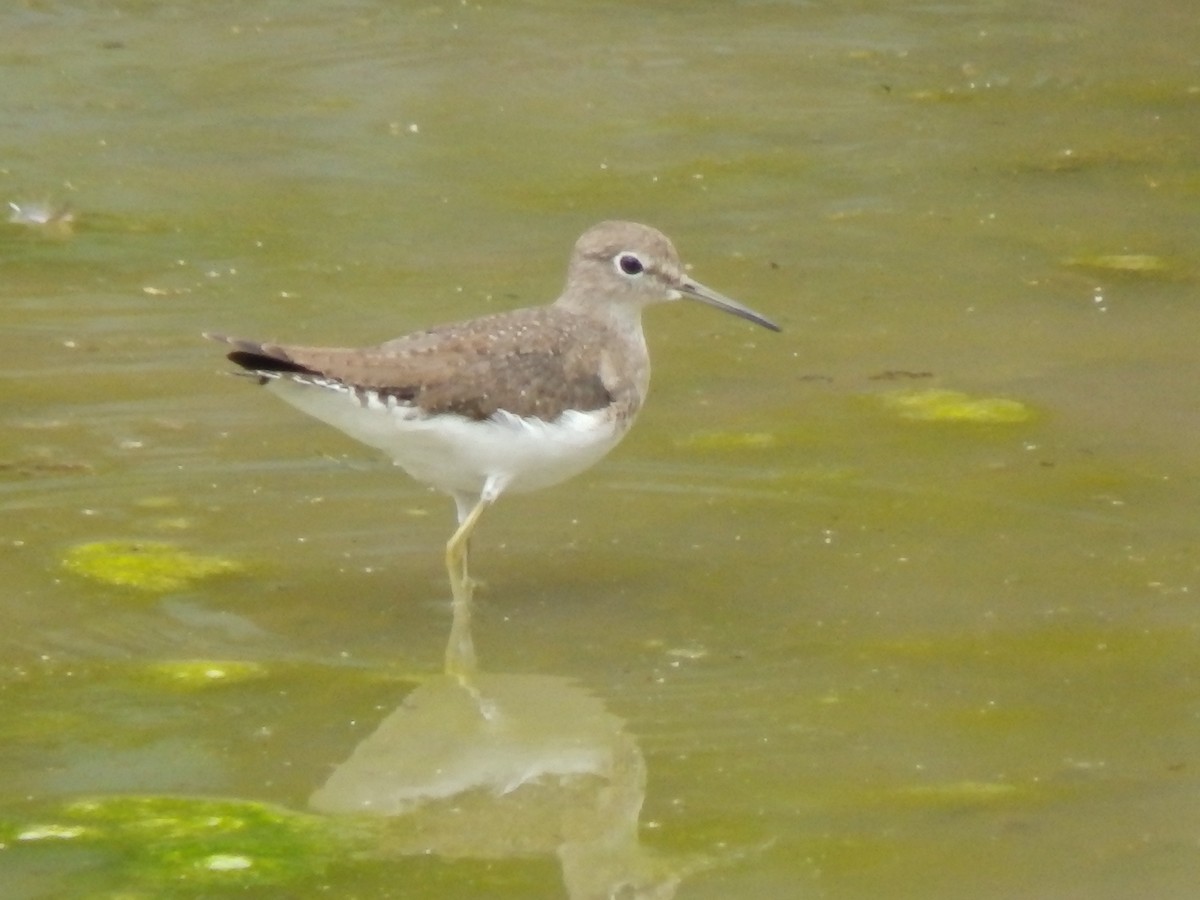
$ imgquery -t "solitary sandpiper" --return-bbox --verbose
[207,221,779,604]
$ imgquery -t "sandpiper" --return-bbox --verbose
[207,221,779,604]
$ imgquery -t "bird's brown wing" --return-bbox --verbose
[207,308,615,422]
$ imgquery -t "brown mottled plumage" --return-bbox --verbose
[218,306,630,423]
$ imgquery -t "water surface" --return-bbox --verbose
[1,1,1198,897]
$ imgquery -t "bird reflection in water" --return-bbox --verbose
[309,598,711,898]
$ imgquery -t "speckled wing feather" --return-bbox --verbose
[213,307,623,422]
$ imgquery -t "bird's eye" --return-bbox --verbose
[616,253,644,276]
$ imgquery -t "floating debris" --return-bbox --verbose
[892,780,1021,806]
[1062,253,1175,276]
[15,823,93,842]
[867,370,934,382]
[7,200,76,237]
[202,853,254,871]
[62,540,243,593]
[0,456,93,477]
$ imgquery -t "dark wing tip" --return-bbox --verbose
[226,348,316,377]
[205,332,318,377]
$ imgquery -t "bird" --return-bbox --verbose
[206,221,779,608]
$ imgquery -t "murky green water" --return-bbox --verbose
[2,1,1198,897]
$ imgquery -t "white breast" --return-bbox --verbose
[265,378,630,496]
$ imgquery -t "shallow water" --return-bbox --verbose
[2,1,1198,897]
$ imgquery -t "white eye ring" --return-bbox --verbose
[615,252,645,277]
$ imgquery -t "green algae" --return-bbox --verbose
[142,660,271,690]
[879,389,1033,424]
[62,541,243,593]
[0,794,355,893]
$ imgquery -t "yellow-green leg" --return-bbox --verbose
[445,495,490,601]
[443,488,496,683]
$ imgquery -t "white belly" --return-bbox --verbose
[266,379,629,496]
